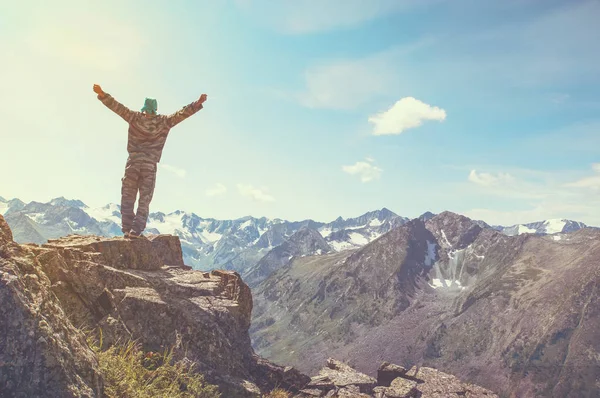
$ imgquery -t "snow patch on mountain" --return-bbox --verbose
[500,218,587,236]
[320,209,408,253]
[85,204,121,225]
[319,227,333,238]
[517,224,536,234]
[147,212,185,235]
[349,232,369,246]
[368,219,382,227]
[429,278,466,290]
[330,241,355,252]
[201,230,223,243]
[26,213,46,224]
[239,219,253,230]
[429,244,473,292]
[64,218,87,233]
[544,219,567,234]
[440,229,452,247]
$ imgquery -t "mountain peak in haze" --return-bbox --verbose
[378,207,396,219]
[425,211,484,250]
[243,226,332,287]
[1,193,596,273]
[419,211,436,221]
[49,196,87,208]
[498,218,589,236]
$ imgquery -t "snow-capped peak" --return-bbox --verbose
[49,197,87,208]
[500,219,587,236]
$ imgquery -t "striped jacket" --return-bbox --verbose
[99,93,203,164]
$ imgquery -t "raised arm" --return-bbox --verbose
[93,84,136,123]
[166,94,207,128]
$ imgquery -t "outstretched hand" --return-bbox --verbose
[93,84,105,97]
[199,94,208,104]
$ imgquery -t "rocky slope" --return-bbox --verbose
[251,219,438,369]
[293,359,497,397]
[0,213,496,397]
[251,212,600,397]
[0,214,310,397]
[243,227,333,288]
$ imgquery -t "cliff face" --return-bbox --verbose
[0,213,495,397]
[0,214,308,397]
[0,216,103,397]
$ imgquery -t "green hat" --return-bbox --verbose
[141,97,158,114]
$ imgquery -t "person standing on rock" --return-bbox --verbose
[93,84,207,238]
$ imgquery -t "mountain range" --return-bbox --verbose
[0,196,409,272]
[0,213,498,397]
[2,195,599,396]
[0,195,595,278]
[250,211,600,397]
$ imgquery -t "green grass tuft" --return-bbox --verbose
[263,388,291,398]
[88,331,221,398]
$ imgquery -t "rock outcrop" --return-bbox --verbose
[0,214,310,397]
[0,215,103,397]
[293,359,497,397]
[0,212,512,397]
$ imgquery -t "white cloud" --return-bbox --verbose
[237,184,275,202]
[299,54,398,110]
[292,40,434,110]
[159,164,186,178]
[235,0,438,35]
[549,93,570,104]
[461,164,600,226]
[369,97,446,135]
[468,170,514,187]
[206,183,227,197]
[565,163,600,190]
[342,158,382,183]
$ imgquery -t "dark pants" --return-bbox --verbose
[120,159,157,234]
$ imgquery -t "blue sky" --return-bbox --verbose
[1,0,599,225]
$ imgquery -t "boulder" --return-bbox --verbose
[293,359,498,397]
[377,361,408,387]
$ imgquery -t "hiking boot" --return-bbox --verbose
[128,231,148,240]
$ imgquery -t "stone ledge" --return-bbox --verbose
[41,234,184,271]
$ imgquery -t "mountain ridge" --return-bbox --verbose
[250,211,600,397]
[0,196,408,271]
[1,195,595,275]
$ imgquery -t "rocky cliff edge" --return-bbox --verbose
[0,214,496,397]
